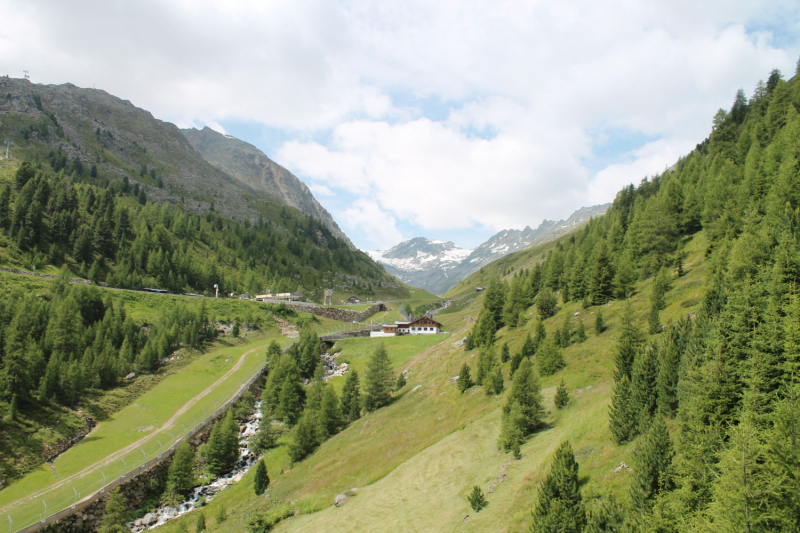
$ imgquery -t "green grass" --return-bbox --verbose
[0,334,289,529]
[327,335,449,393]
[11,230,708,533]
[141,231,710,533]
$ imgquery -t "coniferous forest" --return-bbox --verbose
[456,66,800,531]
[0,154,401,299]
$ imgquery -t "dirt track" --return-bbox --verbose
[0,341,269,515]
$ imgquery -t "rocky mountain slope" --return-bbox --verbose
[182,127,351,246]
[367,203,610,294]
[0,79,346,242]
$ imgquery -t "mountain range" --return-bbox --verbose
[0,79,349,245]
[366,203,610,294]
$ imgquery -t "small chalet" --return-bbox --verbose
[372,316,442,337]
[347,296,362,304]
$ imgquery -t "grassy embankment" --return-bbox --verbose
[143,229,707,533]
[0,272,387,530]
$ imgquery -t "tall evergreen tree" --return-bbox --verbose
[253,459,269,496]
[288,411,319,463]
[630,414,674,515]
[499,358,544,451]
[501,342,510,363]
[363,344,394,412]
[630,345,658,432]
[166,440,196,496]
[341,369,362,422]
[614,301,643,381]
[554,379,569,409]
[530,441,586,533]
[575,320,587,343]
[476,345,497,386]
[457,362,474,393]
[319,385,343,439]
[99,488,129,533]
[609,375,636,445]
[537,337,565,377]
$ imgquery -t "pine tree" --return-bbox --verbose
[319,385,343,439]
[99,488,128,533]
[278,374,303,425]
[490,367,505,395]
[630,345,658,432]
[537,337,565,377]
[499,358,544,451]
[231,319,240,338]
[195,512,206,532]
[457,362,474,393]
[575,320,587,343]
[648,299,661,334]
[590,240,614,305]
[363,344,394,411]
[609,375,636,445]
[594,311,606,335]
[554,379,569,409]
[288,412,319,463]
[476,345,497,386]
[221,410,240,469]
[766,381,800,530]
[341,369,362,422]
[166,440,196,495]
[468,485,488,512]
[630,414,674,515]
[614,301,642,381]
[396,372,407,390]
[253,458,270,496]
[501,342,510,363]
[560,314,572,348]
[530,441,586,533]
[656,325,683,417]
[205,419,226,475]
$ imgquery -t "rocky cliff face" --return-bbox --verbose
[367,204,610,294]
[182,127,352,246]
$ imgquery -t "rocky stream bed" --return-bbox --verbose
[129,402,264,532]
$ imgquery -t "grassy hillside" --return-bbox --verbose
[130,66,800,533]
[138,229,706,533]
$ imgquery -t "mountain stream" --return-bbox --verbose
[128,402,264,531]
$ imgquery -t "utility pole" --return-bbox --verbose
[4,139,12,159]
[23,70,29,80]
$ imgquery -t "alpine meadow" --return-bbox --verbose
[2,7,800,533]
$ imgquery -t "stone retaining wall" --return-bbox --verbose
[280,302,384,323]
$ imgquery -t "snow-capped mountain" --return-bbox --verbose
[366,204,610,294]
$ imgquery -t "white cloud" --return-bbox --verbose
[340,199,404,250]
[2,0,798,248]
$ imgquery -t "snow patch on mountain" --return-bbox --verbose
[365,204,611,294]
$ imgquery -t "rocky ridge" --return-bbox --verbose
[182,127,352,246]
[367,203,611,294]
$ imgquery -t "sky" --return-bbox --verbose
[2,0,799,251]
